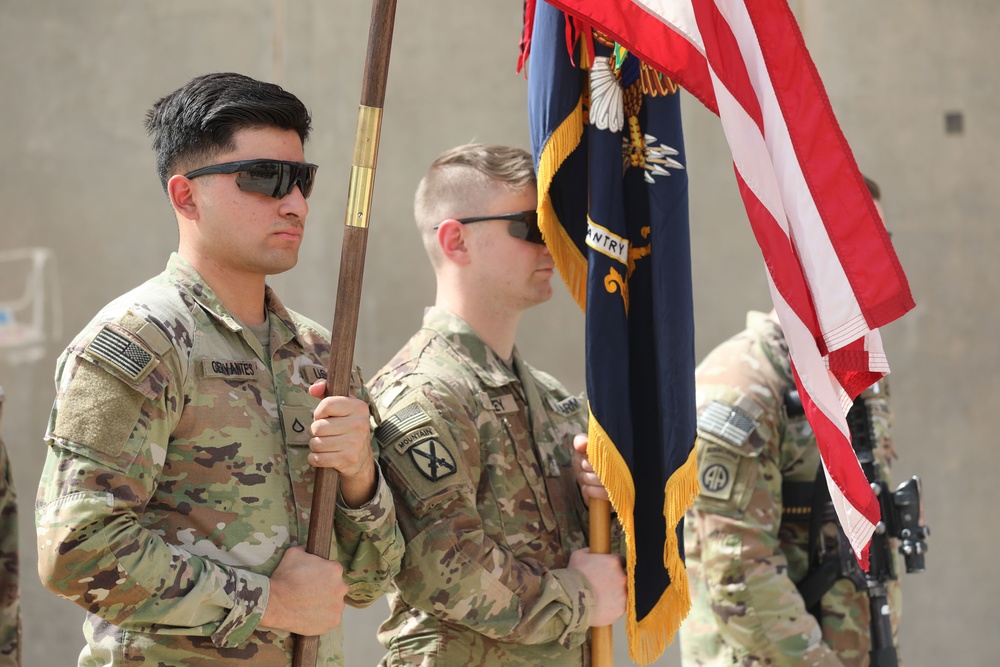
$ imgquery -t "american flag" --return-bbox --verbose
[537,0,915,567]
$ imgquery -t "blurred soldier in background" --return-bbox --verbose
[680,179,908,666]
[0,387,20,667]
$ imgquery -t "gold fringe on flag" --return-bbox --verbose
[588,409,700,666]
[535,95,588,311]
[535,73,701,666]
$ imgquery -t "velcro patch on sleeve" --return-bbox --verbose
[698,400,757,448]
[85,325,156,382]
[53,359,146,459]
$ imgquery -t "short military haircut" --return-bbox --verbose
[145,72,312,193]
[413,143,536,265]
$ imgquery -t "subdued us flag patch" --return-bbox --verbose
[86,326,155,381]
[698,400,756,447]
[376,402,432,448]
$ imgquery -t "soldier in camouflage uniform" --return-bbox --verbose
[679,309,903,667]
[0,387,21,667]
[35,73,402,666]
[367,143,627,666]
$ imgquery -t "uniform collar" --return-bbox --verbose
[166,253,301,351]
[421,306,520,389]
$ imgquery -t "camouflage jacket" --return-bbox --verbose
[680,312,902,667]
[36,254,402,666]
[368,307,594,666]
[0,387,21,667]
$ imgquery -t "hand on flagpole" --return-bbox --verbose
[308,380,377,508]
[572,434,610,507]
[568,548,627,627]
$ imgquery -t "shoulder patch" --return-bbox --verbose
[85,325,156,382]
[376,387,471,499]
[375,402,433,451]
[406,437,457,481]
[53,359,145,459]
[697,445,740,500]
[698,400,757,447]
[551,395,584,416]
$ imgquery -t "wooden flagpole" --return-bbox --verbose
[292,0,397,664]
[590,498,614,666]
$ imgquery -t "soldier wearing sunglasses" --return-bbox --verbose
[35,72,402,666]
[365,143,627,666]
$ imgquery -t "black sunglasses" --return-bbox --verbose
[435,210,544,245]
[184,159,318,199]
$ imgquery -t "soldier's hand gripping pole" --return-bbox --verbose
[293,1,397,665]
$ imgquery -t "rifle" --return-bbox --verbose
[793,384,929,667]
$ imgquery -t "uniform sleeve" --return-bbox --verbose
[686,390,845,667]
[373,378,593,649]
[35,326,267,649]
[335,464,404,607]
[333,367,404,607]
[0,389,20,663]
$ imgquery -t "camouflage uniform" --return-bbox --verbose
[0,387,21,667]
[680,311,902,667]
[35,253,403,666]
[368,307,594,666]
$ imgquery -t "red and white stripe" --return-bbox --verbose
[547,0,914,565]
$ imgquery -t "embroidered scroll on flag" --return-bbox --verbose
[524,2,700,662]
[530,0,915,581]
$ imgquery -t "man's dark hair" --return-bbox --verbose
[863,175,881,202]
[145,72,312,192]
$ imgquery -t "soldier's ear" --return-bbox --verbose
[168,174,200,222]
[437,220,471,265]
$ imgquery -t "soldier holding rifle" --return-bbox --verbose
[680,180,927,667]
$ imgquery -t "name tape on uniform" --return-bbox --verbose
[201,359,259,380]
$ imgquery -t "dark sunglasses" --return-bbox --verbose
[184,159,318,199]
[435,210,544,245]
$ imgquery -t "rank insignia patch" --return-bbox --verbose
[86,326,155,381]
[407,437,457,482]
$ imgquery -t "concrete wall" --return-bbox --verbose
[0,1,994,664]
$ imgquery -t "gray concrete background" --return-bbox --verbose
[0,1,994,664]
